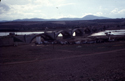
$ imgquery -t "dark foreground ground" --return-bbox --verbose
[0,41,125,81]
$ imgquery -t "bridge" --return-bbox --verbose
[13,28,94,44]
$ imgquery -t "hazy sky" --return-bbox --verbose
[0,0,125,20]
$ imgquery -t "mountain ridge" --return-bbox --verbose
[1,15,110,22]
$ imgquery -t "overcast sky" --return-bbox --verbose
[0,0,125,21]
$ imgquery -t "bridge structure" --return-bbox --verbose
[14,28,91,43]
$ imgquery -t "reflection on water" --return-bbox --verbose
[91,29,125,36]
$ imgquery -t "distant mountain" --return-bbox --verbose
[59,15,110,21]
[13,18,45,21]
[82,15,109,20]
[0,15,110,22]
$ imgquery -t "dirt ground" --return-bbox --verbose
[0,41,125,81]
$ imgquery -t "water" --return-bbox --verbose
[91,29,125,36]
[0,29,124,37]
[0,31,76,37]
[0,32,44,36]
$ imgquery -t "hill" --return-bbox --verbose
[11,15,110,22]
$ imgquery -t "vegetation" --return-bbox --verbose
[0,18,125,32]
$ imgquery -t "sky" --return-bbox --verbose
[0,0,125,21]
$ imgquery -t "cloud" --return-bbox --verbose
[34,0,66,7]
[6,4,47,19]
[118,9,125,14]
[111,8,125,14]
[111,8,119,14]
[56,14,78,19]
[0,3,46,20]
[1,0,125,20]
[34,0,53,6]
[1,0,76,20]
[0,3,10,14]
[82,13,93,17]
[1,0,31,5]
[109,8,125,18]
[57,3,75,7]
[95,12,103,16]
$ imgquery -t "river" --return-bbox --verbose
[0,31,44,36]
[91,29,125,36]
[0,29,125,37]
